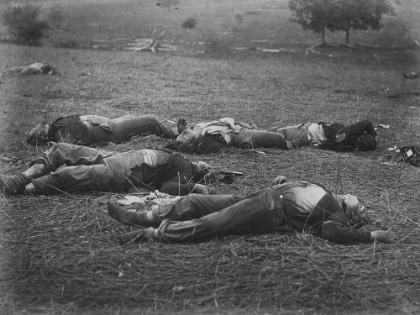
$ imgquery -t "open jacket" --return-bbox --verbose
[274,185,372,244]
[48,115,121,145]
[48,115,94,145]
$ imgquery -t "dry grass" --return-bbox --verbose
[0,40,420,315]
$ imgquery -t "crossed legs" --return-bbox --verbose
[109,189,284,244]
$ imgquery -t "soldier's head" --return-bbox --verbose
[176,128,200,145]
[191,161,211,181]
[173,128,201,153]
[27,123,50,145]
[356,134,377,151]
[42,64,57,75]
[342,194,371,227]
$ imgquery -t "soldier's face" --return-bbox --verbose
[27,123,49,145]
[192,161,211,174]
[175,128,200,145]
[343,194,371,226]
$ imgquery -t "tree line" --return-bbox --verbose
[1,0,396,46]
[288,0,395,44]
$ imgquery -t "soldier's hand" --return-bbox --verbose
[193,184,209,195]
[371,229,397,243]
[271,176,288,186]
[177,118,188,133]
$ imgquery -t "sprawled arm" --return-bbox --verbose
[370,229,397,243]
[348,120,377,138]
[321,221,372,244]
[320,221,397,244]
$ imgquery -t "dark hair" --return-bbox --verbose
[169,141,196,154]
[355,134,377,151]
[195,134,228,154]
[43,64,57,75]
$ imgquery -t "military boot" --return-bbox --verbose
[107,201,158,226]
[0,174,31,196]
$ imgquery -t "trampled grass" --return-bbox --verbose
[1,0,420,314]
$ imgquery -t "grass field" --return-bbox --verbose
[1,0,420,314]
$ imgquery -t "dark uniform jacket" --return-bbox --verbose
[319,120,377,151]
[47,115,94,145]
[274,184,372,244]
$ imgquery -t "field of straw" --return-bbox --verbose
[1,0,420,314]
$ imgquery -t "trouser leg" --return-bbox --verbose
[112,115,135,123]
[108,195,239,227]
[112,115,177,141]
[31,163,117,195]
[31,143,114,173]
[22,163,47,179]
[155,194,240,222]
[232,130,291,149]
[276,130,310,148]
[155,189,284,242]
[268,123,303,132]
[1,144,98,195]
[252,131,291,149]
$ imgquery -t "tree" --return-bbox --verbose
[331,0,395,44]
[288,0,339,43]
[288,0,394,44]
[2,3,49,45]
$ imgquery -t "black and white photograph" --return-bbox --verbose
[0,0,419,314]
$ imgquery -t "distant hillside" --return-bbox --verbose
[0,0,418,49]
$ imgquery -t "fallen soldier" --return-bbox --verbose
[108,175,396,245]
[268,120,378,151]
[2,62,57,76]
[168,117,293,154]
[0,143,211,196]
[169,118,377,154]
[27,114,178,146]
